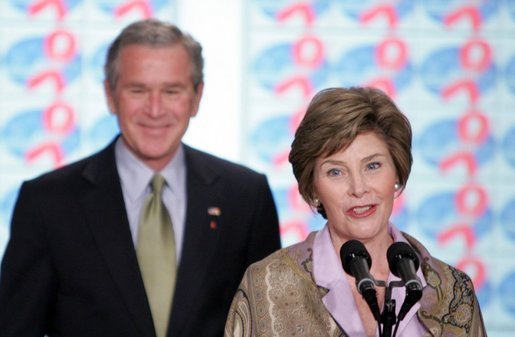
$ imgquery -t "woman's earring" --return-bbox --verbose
[313,198,320,207]
[394,183,401,191]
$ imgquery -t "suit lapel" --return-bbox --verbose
[80,141,155,337]
[168,146,222,337]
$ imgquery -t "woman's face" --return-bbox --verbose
[314,132,398,247]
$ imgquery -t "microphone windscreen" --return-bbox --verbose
[339,240,372,276]
[386,241,420,277]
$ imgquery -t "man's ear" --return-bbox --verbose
[104,80,116,114]
[190,82,204,117]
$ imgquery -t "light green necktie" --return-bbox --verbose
[137,174,177,337]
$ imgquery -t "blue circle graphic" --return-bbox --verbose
[335,0,415,22]
[415,119,495,169]
[251,43,330,92]
[1,110,80,159]
[419,47,496,97]
[421,0,499,24]
[499,270,515,315]
[253,0,331,18]
[248,114,292,163]
[416,191,493,239]
[3,37,82,86]
[333,44,413,92]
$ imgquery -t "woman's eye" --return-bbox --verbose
[367,162,381,170]
[328,168,341,176]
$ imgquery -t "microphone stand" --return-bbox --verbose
[374,280,404,337]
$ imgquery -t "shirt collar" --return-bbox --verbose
[313,225,364,335]
[115,138,185,200]
[313,223,427,335]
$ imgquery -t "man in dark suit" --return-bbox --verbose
[0,19,281,337]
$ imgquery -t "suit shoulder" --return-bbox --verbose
[25,156,88,185]
[247,233,316,275]
[21,146,110,189]
[403,232,475,285]
[184,145,265,179]
[425,254,474,286]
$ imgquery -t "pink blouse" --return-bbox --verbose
[313,224,428,337]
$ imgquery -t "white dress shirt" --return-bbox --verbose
[114,138,187,261]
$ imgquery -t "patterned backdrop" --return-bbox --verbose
[0,1,514,336]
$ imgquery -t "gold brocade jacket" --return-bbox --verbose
[224,231,487,337]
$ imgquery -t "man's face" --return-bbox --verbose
[105,44,203,171]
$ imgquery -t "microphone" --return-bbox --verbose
[340,240,381,321]
[386,242,423,321]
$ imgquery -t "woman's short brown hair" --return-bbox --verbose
[288,87,413,210]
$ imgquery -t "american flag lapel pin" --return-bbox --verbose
[207,207,221,229]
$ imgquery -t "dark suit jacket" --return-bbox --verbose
[0,139,281,337]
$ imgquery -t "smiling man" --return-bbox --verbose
[0,19,281,337]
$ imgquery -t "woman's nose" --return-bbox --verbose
[348,173,368,197]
